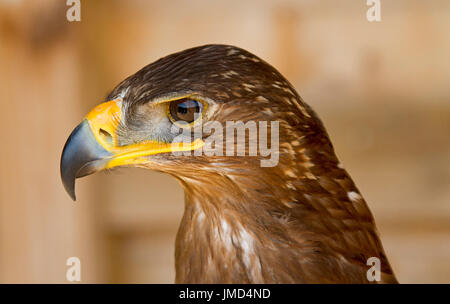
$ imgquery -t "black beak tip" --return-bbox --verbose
[63,178,77,201]
[60,156,77,201]
[60,125,81,201]
[60,120,111,202]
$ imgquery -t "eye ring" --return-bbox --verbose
[167,97,206,127]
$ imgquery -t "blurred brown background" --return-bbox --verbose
[0,0,449,283]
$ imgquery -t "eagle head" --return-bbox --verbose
[60,44,397,283]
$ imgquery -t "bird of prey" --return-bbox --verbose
[60,44,397,283]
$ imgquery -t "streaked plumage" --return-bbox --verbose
[61,44,397,283]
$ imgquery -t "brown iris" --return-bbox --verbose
[169,98,203,124]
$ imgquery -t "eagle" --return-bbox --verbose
[60,44,397,283]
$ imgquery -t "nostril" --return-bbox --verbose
[99,128,113,146]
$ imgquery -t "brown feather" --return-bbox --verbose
[110,44,397,283]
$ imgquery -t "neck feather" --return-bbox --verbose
[171,143,394,283]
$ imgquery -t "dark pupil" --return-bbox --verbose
[170,99,202,123]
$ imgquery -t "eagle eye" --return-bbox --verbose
[168,98,204,125]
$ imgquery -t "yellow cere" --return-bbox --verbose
[85,99,122,148]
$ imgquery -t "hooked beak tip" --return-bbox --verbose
[60,120,111,201]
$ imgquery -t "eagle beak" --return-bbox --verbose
[60,100,203,201]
